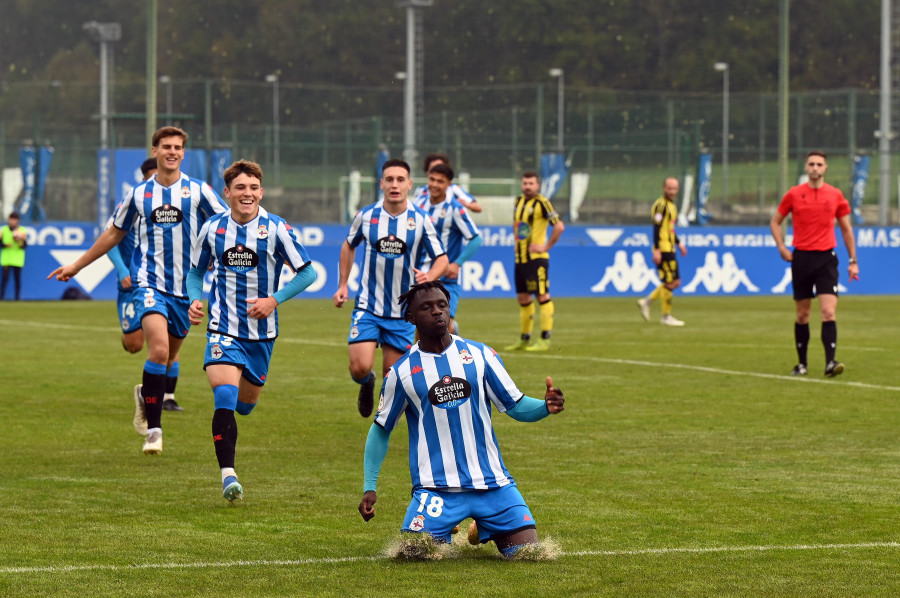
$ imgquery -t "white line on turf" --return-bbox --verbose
[520,353,900,393]
[10,320,897,390]
[2,541,897,574]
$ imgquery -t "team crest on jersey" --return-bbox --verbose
[515,221,531,240]
[459,349,474,364]
[376,234,407,258]
[223,244,259,273]
[428,375,472,409]
[151,204,184,229]
[406,217,416,230]
[210,344,223,359]
[350,326,359,339]
[121,319,130,331]
[439,208,447,218]
[181,186,192,199]
[143,290,156,308]
[257,224,269,239]
[408,515,425,532]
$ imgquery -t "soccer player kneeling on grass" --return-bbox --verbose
[358,281,565,558]
[187,160,316,503]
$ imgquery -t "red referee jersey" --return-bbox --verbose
[777,182,850,251]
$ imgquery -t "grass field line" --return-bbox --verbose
[521,354,900,393]
[3,541,898,574]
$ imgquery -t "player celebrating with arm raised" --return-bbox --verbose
[49,126,227,455]
[187,160,316,503]
[333,159,448,418]
[358,281,565,559]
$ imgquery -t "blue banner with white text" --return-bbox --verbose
[15,223,900,300]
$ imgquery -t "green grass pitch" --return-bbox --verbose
[1,295,898,597]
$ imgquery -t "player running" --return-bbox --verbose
[188,160,316,503]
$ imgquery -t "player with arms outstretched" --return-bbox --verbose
[50,126,227,455]
[358,281,565,558]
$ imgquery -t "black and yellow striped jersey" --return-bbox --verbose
[513,193,560,264]
[650,196,679,252]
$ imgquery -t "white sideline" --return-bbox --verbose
[2,541,898,574]
[525,354,900,393]
[8,318,900,391]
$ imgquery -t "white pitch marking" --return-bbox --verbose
[1,541,897,574]
[519,353,900,393]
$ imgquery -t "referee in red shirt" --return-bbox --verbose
[770,150,860,377]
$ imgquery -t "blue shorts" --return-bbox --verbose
[401,483,536,544]
[203,332,274,387]
[442,280,461,318]
[136,288,191,339]
[117,288,144,334]
[347,309,414,353]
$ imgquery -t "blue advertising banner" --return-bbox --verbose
[540,153,569,199]
[18,146,36,222]
[16,224,900,301]
[695,153,712,225]
[850,154,869,226]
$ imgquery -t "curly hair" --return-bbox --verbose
[398,281,451,322]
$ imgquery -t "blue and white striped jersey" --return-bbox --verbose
[191,207,311,341]
[413,183,477,207]
[347,200,445,319]
[107,203,138,292]
[375,336,524,491]
[114,173,227,297]
[412,194,480,284]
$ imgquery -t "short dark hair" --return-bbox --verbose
[399,281,451,322]
[807,150,827,160]
[428,162,454,181]
[422,153,450,173]
[9,212,20,220]
[152,126,188,147]
[223,160,263,187]
[382,159,411,175]
[522,171,540,181]
[140,158,158,178]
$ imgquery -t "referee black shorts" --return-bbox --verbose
[791,249,838,300]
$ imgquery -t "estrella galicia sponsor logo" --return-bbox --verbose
[151,204,183,229]
[376,234,407,258]
[428,375,471,409]
[223,244,259,273]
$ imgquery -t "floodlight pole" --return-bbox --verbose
[549,68,564,151]
[714,62,729,206]
[265,74,280,186]
[83,21,121,150]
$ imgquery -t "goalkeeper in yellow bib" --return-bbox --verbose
[505,172,565,352]
[637,177,688,326]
